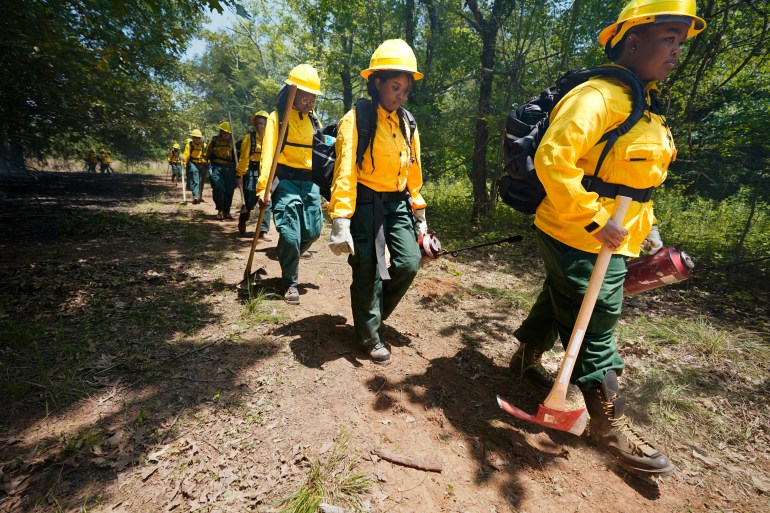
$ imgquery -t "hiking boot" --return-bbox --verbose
[259,231,272,242]
[284,286,300,304]
[238,212,250,235]
[216,211,224,221]
[192,198,199,205]
[369,341,391,365]
[582,371,675,477]
[224,212,234,220]
[301,250,312,259]
[509,343,554,391]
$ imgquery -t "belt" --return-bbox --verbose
[276,164,312,181]
[356,183,409,281]
[211,160,234,168]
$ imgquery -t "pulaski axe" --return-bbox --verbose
[497,195,632,435]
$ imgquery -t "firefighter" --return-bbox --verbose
[183,129,207,204]
[205,122,238,221]
[508,0,706,477]
[256,65,323,304]
[236,111,271,237]
[327,40,427,365]
[167,143,183,184]
[99,150,114,174]
[86,149,98,173]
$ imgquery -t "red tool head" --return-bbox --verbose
[497,396,587,435]
[418,233,443,259]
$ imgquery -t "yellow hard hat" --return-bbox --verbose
[250,110,270,124]
[218,121,231,133]
[599,0,706,48]
[285,64,322,95]
[190,128,203,138]
[173,143,180,149]
[361,39,423,81]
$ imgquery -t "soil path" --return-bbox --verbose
[0,172,766,512]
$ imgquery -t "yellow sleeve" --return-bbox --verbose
[236,134,250,177]
[328,110,357,219]
[406,125,426,210]
[182,142,190,163]
[534,85,613,233]
[257,112,279,197]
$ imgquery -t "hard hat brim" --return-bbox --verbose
[284,79,322,96]
[360,65,424,81]
[599,13,706,47]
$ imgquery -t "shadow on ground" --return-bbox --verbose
[0,172,280,511]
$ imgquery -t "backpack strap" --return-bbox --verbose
[355,98,373,169]
[249,131,256,156]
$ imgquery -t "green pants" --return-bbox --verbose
[244,164,270,233]
[348,201,421,347]
[170,162,183,179]
[188,162,205,199]
[271,178,322,288]
[513,228,626,389]
[210,164,236,213]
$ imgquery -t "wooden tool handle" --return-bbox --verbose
[244,85,298,281]
[543,195,632,411]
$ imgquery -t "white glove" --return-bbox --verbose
[329,217,355,256]
[413,209,427,238]
[642,225,663,255]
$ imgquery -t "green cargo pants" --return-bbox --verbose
[348,200,421,347]
[513,228,626,389]
[210,164,236,213]
[271,178,322,288]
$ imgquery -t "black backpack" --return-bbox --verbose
[309,98,417,201]
[499,66,651,215]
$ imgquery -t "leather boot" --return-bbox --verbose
[238,211,250,234]
[509,343,554,390]
[582,371,675,477]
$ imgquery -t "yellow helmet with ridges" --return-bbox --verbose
[599,0,706,49]
[361,39,423,81]
[250,110,270,124]
[190,128,203,138]
[285,64,322,95]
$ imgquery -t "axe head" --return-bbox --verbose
[497,395,587,436]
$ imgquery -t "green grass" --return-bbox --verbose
[279,430,372,513]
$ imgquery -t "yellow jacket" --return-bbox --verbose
[236,131,263,177]
[534,67,675,257]
[183,139,206,164]
[167,149,182,164]
[204,135,235,166]
[100,153,111,164]
[257,109,314,196]
[329,104,426,219]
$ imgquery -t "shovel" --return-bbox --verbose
[238,85,298,293]
[497,195,632,435]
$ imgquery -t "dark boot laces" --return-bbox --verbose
[603,394,657,456]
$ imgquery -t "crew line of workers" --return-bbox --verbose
[160,0,706,480]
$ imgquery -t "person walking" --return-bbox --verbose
[256,64,324,304]
[327,40,427,365]
[86,149,98,173]
[237,111,271,237]
[99,150,114,174]
[167,143,183,184]
[183,129,207,204]
[508,0,706,477]
[205,122,238,221]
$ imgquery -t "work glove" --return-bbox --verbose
[642,224,663,255]
[413,209,427,239]
[329,217,355,256]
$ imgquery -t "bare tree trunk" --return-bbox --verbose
[728,190,758,283]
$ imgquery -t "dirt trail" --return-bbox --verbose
[1,172,767,512]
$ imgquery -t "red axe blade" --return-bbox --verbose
[496,396,587,436]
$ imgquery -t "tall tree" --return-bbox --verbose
[461,0,516,224]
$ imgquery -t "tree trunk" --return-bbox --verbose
[470,29,497,224]
[340,36,354,112]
